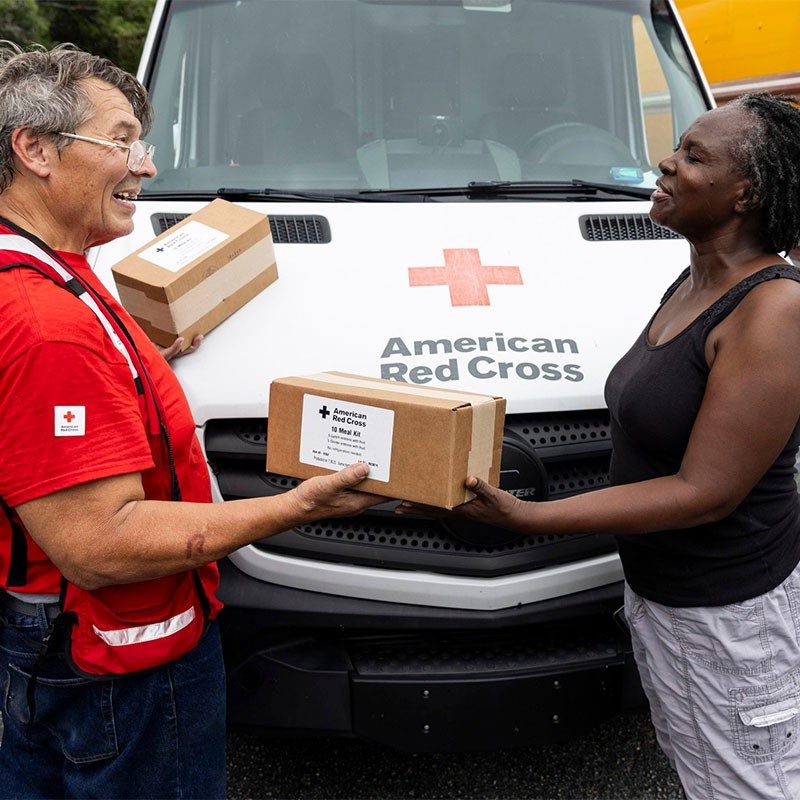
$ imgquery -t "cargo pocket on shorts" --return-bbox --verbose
[669,599,771,675]
[5,663,118,764]
[731,678,800,764]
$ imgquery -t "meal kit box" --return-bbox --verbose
[267,372,506,509]
[111,198,277,350]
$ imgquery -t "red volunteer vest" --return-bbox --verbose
[0,224,221,677]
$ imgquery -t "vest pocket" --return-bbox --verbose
[731,677,800,765]
[4,662,118,763]
[65,572,205,677]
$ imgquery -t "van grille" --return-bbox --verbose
[579,214,681,241]
[271,215,331,243]
[205,411,616,578]
[150,213,331,243]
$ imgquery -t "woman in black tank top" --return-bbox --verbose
[397,94,800,799]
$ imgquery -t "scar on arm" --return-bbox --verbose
[185,533,206,560]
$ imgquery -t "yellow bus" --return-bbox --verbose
[676,0,800,102]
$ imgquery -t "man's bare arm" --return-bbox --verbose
[16,463,380,590]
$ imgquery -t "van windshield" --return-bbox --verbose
[145,0,708,195]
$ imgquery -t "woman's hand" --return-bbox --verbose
[396,476,527,532]
[158,334,204,362]
[289,462,384,521]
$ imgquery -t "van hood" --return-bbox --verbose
[92,199,687,423]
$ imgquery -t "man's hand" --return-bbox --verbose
[289,463,383,521]
[158,334,204,362]
[396,475,527,532]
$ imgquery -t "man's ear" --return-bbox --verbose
[10,127,57,178]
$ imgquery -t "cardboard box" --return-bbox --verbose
[267,372,506,508]
[112,198,277,350]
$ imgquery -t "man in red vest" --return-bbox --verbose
[0,43,378,799]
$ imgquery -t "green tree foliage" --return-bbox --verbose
[38,0,155,73]
[0,0,51,46]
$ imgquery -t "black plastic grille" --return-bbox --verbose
[579,214,682,241]
[296,516,564,555]
[548,458,610,497]
[511,412,610,458]
[150,212,331,243]
[205,410,616,577]
[151,212,188,235]
[350,626,622,676]
[270,215,331,243]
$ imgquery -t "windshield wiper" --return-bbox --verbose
[138,187,360,202]
[216,187,361,202]
[358,180,654,200]
[140,186,444,203]
[555,179,654,199]
[139,180,654,202]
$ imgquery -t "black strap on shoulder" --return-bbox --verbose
[660,267,690,305]
[0,262,86,298]
[0,262,60,283]
[703,264,800,329]
[0,261,140,402]
[0,496,27,587]
[63,277,86,297]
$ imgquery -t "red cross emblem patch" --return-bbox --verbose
[54,406,86,437]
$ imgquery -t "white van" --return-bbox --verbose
[92,0,712,750]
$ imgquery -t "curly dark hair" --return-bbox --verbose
[727,92,800,255]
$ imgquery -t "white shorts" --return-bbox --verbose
[625,562,800,800]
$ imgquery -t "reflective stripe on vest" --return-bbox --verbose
[91,606,196,647]
[0,234,140,385]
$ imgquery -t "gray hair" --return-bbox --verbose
[723,93,800,255]
[0,42,153,193]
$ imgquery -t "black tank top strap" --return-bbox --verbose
[659,267,690,305]
[702,264,800,329]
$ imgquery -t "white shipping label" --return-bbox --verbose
[299,394,394,482]
[138,221,229,272]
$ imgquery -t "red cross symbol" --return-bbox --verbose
[63,411,76,423]
[408,249,522,306]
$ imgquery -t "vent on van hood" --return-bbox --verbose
[150,213,331,243]
[579,214,681,242]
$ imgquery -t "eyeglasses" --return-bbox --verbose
[57,132,155,172]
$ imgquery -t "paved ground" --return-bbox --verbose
[227,709,685,799]
[0,704,683,797]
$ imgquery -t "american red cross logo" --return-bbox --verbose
[63,410,76,423]
[408,248,522,307]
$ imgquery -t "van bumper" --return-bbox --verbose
[219,560,644,750]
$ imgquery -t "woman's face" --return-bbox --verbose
[650,107,754,242]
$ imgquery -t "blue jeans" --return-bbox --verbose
[0,602,226,799]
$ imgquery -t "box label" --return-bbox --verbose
[138,220,230,272]
[299,394,394,482]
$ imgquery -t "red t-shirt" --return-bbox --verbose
[0,227,214,593]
